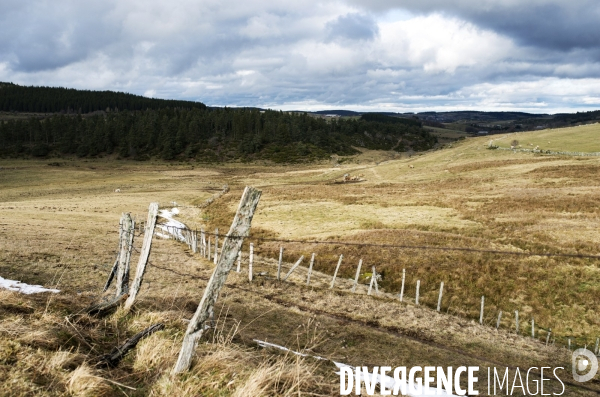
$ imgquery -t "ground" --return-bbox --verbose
[0,124,599,395]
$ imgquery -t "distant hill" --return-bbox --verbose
[0,82,206,113]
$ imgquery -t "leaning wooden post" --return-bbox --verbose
[172,186,261,374]
[213,228,219,264]
[277,247,284,281]
[479,296,485,325]
[368,266,377,296]
[399,268,405,302]
[437,282,444,312]
[415,280,420,305]
[496,311,503,329]
[515,310,519,334]
[330,254,343,289]
[236,251,241,273]
[351,259,362,293]
[115,213,134,297]
[546,329,552,346]
[103,219,124,292]
[306,253,315,285]
[124,203,159,311]
[283,256,304,281]
[249,243,254,282]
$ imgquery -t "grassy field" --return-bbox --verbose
[1,124,600,395]
[493,123,600,152]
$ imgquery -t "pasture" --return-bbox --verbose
[1,126,599,395]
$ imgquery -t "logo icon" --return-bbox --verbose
[572,348,598,382]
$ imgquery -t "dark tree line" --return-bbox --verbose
[0,109,436,162]
[0,82,206,113]
[0,82,437,162]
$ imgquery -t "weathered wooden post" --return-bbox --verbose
[173,186,261,374]
[191,230,197,253]
[415,280,420,305]
[515,310,519,334]
[546,329,552,346]
[201,228,206,257]
[568,338,571,350]
[306,253,315,285]
[236,251,241,273]
[368,266,378,296]
[437,282,444,312]
[330,254,343,289]
[124,203,159,311]
[249,243,254,282]
[213,228,219,264]
[103,218,124,292]
[116,213,135,297]
[479,296,485,325]
[496,311,502,329]
[374,269,379,296]
[351,259,362,293]
[594,338,599,354]
[283,256,304,281]
[399,268,405,302]
[277,247,283,281]
[531,318,535,338]
[208,237,211,261]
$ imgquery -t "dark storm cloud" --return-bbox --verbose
[353,0,600,52]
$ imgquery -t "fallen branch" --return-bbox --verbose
[84,293,128,317]
[96,323,164,367]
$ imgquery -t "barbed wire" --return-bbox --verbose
[153,224,600,260]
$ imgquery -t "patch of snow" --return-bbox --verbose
[254,339,455,396]
[157,207,187,242]
[0,276,60,294]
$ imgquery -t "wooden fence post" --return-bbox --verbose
[306,253,315,285]
[277,247,283,281]
[103,219,124,292]
[373,269,379,296]
[237,251,241,273]
[116,213,135,297]
[201,228,206,257]
[330,254,343,289]
[594,338,599,354]
[546,329,552,346]
[399,268,405,302]
[249,243,254,282]
[351,259,362,293]
[283,256,304,281]
[531,318,535,338]
[568,338,571,350]
[479,296,485,325]
[415,280,420,305]
[124,203,159,311]
[208,237,211,261]
[214,228,219,264]
[437,282,444,312]
[496,311,502,329]
[191,230,197,253]
[173,186,261,374]
[515,310,519,334]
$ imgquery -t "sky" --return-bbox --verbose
[1,0,600,114]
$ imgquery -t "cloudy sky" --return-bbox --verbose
[1,0,600,113]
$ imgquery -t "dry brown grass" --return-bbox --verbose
[1,130,600,394]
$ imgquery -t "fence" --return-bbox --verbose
[150,211,600,356]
